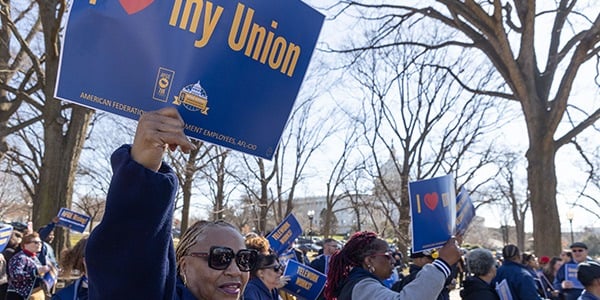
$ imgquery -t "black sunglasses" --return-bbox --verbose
[261,264,283,273]
[188,246,258,271]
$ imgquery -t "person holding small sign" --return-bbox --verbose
[324,231,461,299]
[554,242,594,300]
[6,233,50,300]
[85,108,259,300]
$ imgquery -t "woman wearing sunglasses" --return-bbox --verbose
[6,233,51,300]
[324,231,461,300]
[86,108,258,300]
[243,253,284,300]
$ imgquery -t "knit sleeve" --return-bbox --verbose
[86,145,179,300]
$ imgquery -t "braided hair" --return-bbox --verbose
[324,231,382,299]
[175,220,238,272]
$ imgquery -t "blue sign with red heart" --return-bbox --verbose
[409,174,456,253]
[55,0,324,159]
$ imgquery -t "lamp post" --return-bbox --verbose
[307,210,315,241]
[566,210,574,244]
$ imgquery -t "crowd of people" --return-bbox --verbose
[3,107,598,300]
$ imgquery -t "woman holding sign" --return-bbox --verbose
[324,231,461,300]
[85,108,259,300]
[6,233,51,300]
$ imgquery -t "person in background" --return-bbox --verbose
[541,256,563,300]
[555,242,593,300]
[539,256,550,271]
[6,233,50,300]
[85,108,259,300]
[561,250,573,265]
[492,244,542,300]
[460,248,499,300]
[392,249,435,292]
[522,252,546,298]
[324,231,461,299]
[576,261,600,300]
[52,237,88,300]
[3,231,23,264]
[0,251,7,299]
[243,252,284,300]
[310,238,338,275]
[37,217,59,269]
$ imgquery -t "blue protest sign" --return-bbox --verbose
[409,174,456,252]
[282,259,326,300]
[55,0,324,160]
[267,213,302,255]
[279,247,298,263]
[455,186,475,236]
[0,225,13,252]
[565,263,584,289]
[42,266,58,291]
[57,208,91,233]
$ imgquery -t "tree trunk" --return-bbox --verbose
[35,0,94,257]
[526,137,560,256]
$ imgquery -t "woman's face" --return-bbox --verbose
[23,238,42,253]
[181,226,250,300]
[527,256,539,269]
[365,243,395,280]
[257,263,283,291]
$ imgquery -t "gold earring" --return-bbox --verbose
[182,272,188,286]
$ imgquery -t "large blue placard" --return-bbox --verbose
[0,225,13,252]
[267,213,302,255]
[455,186,475,236]
[409,174,456,253]
[55,0,324,159]
[282,259,326,300]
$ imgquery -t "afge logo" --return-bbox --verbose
[89,0,155,15]
[153,67,175,102]
[173,82,210,115]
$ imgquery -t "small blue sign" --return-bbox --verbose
[409,174,456,253]
[455,186,475,236]
[565,263,584,289]
[282,259,326,300]
[42,267,58,291]
[57,208,91,233]
[267,213,302,255]
[0,225,13,252]
[495,279,513,300]
[55,0,324,160]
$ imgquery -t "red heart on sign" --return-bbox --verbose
[424,193,438,211]
[119,0,154,15]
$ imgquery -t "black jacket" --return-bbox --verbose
[460,276,500,300]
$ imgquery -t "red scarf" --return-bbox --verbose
[22,249,37,257]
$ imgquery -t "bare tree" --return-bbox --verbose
[1,0,95,256]
[330,0,600,255]
[347,42,500,255]
[167,140,215,232]
[0,0,43,159]
[274,98,336,222]
[476,151,530,249]
[233,154,278,233]
[72,193,105,232]
[319,125,363,238]
[0,171,31,220]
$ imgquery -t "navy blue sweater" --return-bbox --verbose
[86,145,195,300]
